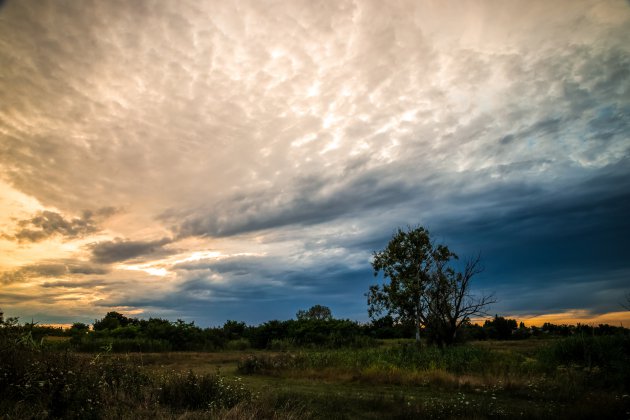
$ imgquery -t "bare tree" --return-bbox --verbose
[424,254,495,346]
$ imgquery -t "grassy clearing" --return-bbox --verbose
[232,337,629,419]
[1,335,629,419]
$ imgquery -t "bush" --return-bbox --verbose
[537,334,630,388]
[0,324,253,418]
[225,338,251,351]
[158,370,250,410]
[237,354,300,375]
[0,328,150,418]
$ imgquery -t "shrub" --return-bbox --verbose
[537,334,630,388]
[0,324,253,418]
[158,370,250,410]
[225,338,251,351]
[0,327,151,418]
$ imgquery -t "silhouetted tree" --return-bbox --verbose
[483,315,518,339]
[296,305,333,321]
[93,311,136,330]
[68,322,90,344]
[223,320,247,340]
[367,226,494,345]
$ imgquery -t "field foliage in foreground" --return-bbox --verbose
[1,323,629,419]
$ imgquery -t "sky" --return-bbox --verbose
[1,0,629,327]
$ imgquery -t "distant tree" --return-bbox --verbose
[69,322,89,333]
[223,320,247,340]
[93,311,136,330]
[68,322,90,344]
[483,315,518,339]
[296,305,333,321]
[367,226,494,346]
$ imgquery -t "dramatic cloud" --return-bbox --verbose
[3,208,117,243]
[1,261,109,285]
[0,0,628,325]
[89,238,174,264]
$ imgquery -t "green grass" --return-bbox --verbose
[2,335,629,419]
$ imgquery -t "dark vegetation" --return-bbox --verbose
[1,309,629,419]
[15,309,626,354]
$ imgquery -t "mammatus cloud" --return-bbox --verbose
[3,208,117,243]
[0,0,629,325]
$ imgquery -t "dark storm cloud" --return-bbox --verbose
[422,162,630,315]
[170,166,422,238]
[503,270,629,314]
[3,208,117,243]
[89,237,174,264]
[0,261,109,284]
[110,256,372,325]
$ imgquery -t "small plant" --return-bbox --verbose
[158,370,251,410]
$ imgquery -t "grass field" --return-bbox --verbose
[2,336,629,419]
[103,337,628,419]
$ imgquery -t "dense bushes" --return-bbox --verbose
[249,318,375,349]
[0,323,252,418]
[0,327,150,418]
[538,334,630,388]
[8,310,630,356]
[69,312,377,352]
[158,371,250,410]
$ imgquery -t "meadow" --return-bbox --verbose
[1,325,629,419]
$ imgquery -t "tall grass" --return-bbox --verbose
[157,370,250,410]
[238,343,528,376]
[0,328,252,418]
[537,334,630,389]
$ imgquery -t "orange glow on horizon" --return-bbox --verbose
[473,310,630,327]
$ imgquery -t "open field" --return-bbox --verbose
[2,336,629,419]
[91,338,630,419]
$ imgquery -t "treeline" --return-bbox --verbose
[67,311,376,352]
[1,308,628,352]
[465,315,628,340]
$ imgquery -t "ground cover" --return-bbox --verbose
[1,334,628,419]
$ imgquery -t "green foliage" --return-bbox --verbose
[538,334,630,388]
[247,318,374,349]
[223,320,247,340]
[368,225,493,346]
[365,315,416,339]
[296,304,333,321]
[483,315,518,340]
[93,311,136,331]
[0,326,150,418]
[225,338,251,351]
[157,370,251,410]
[238,344,509,376]
[368,226,445,328]
[0,321,252,418]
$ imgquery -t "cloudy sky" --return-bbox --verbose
[1,0,629,327]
